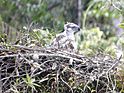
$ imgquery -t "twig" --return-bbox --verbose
[60,76,73,93]
[0,52,83,62]
[106,59,120,73]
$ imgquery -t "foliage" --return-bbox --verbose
[0,0,123,42]
[0,0,65,30]
[83,0,123,37]
[30,28,54,47]
[76,27,118,56]
[22,74,40,89]
[0,32,7,43]
[119,22,124,29]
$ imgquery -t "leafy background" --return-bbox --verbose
[0,0,124,56]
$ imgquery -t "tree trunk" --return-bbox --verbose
[78,0,82,26]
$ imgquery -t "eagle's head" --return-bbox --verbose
[64,22,80,34]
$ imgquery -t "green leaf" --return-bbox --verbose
[119,23,124,29]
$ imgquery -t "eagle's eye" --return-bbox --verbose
[71,26,80,32]
[78,28,80,31]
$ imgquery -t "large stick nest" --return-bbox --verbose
[0,45,121,93]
